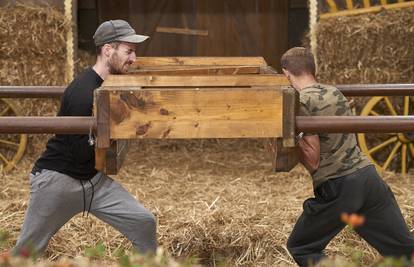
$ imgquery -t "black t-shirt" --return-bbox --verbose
[34,68,103,180]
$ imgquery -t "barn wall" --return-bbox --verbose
[87,0,289,68]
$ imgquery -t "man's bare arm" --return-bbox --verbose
[297,135,320,174]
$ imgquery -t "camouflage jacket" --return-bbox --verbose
[299,83,372,188]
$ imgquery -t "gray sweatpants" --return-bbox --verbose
[13,169,157,255]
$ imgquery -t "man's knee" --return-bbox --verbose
[287,237,300,260]
[131,210,157,232]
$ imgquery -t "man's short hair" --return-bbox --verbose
[281,47,316,77]
[96,41,121,55]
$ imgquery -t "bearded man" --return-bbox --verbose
[13,20,157,256]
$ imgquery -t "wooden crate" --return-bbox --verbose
[94,57,297,174]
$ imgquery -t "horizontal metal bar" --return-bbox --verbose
[2,84,414,98]
[296,116,414,133]
[0,86,65,98]
[0,117,96,134]
[337,84,414,96]
[0,116,412,135]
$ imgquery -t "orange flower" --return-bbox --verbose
[341,212,365,227]
[0,251,10,263]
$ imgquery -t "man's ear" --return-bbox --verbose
[282,68,291,82]
[102,44,113,58]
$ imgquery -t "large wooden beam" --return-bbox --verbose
[95,140,130,174]
[103,75,290,87]
[103,87,285,139]
[132,57,268,68]
[130,66,261,75]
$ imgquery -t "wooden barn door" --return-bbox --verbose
[97,0,288,69]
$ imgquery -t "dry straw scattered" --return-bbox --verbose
[3,139,414,266]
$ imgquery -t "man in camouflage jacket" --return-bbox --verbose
[281,47,414,266]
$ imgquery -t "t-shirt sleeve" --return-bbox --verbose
[299,102,312,116]
[299,93,317,136]
[299,93,313,116]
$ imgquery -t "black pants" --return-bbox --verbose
[287,165,414,266]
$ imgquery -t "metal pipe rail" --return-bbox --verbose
[0,86,65,98]
[1,84,414,98]
[296,116,414,133]
[0,117,96,134]
[336,84,414,96]
[0,116,413,134]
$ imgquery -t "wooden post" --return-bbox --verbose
[105,140,130,175]
[271,86,299,172]
[271,138,299,172]
[95,89,110,148]
[64,0,77,83]
[282,86,298,147]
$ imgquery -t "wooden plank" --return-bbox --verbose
[282,86,298,147]
[271,138,299,172]
[103,75,290,87]
[225,0,260,56]
[95,147,106,172]
[156,26,209,36]
[132,57,268,68]
[129,66,261,75]
[95,89,110,148]
[105,140,130,175]
[259,66,279,74]
[139,0,169,55]
[107,87,284,139]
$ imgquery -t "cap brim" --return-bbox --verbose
[116,34,149,44]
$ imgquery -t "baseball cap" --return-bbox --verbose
[93,20,149,46]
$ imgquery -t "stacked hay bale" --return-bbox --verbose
[316,7,414,85]
[0,3,71,156]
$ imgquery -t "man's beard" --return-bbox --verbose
[108,53,131,74]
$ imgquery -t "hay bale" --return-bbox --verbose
[0,3,71,157]
[0,3,70,86]
[317,7,414,85]
[76,49,96,74]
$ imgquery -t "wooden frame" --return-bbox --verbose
[94,57,297,175]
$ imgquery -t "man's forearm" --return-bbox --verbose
[298,135,320,174]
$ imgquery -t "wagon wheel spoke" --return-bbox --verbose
[0,152,11,166]
[369,110,380,116]
[382,141,402,170]
[368,136,398,155]
[383,97,398,115]
[0,138,20,148]
[403,96,410,116]
[401,144,408,175]
[409,144,414,158]
[0,106,10,116]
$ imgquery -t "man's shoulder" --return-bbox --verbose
[64,68,102,94]
[300,83,349,115]
[301,84,343,102]
[301,83,338,96]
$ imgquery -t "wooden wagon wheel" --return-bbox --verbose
[0,98,28,172]
[357,96,414,175]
